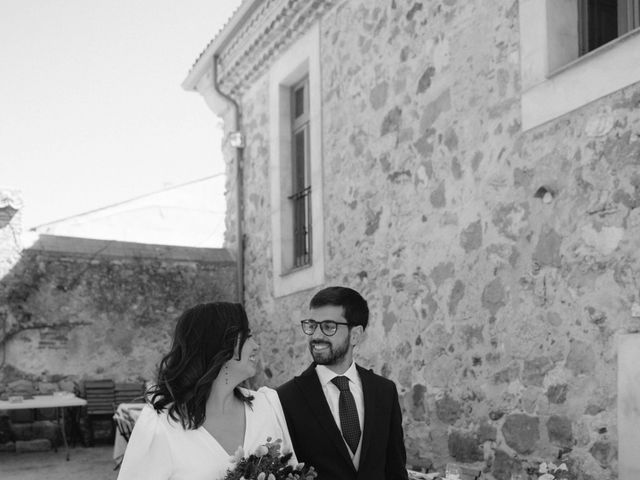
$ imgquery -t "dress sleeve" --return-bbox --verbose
[258,387,298,465]
[117,405,174,480]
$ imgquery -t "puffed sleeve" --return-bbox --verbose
[258,387,298,465]
[117,405,173,480]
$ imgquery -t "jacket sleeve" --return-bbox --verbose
[385,382,409,480]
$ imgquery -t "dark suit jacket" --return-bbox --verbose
[277,364,409,480]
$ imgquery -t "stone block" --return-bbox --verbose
[448,430,483,462]
[546,415,573,448]
[590,440,613,467]
[481,278,506,315]
[37,382,59,394]
[477,420,497,442]
[411,384,427,421]
[11,422,34,440]
[502,414,540,454]
[533,227,562,267]
[491,449,523,480]
[15,438,51,453]
[32,420,59,445]
[435,394,462,425]
[565,340,596,376]
[460,220,482,253]
[8,379,35,395]
[0,441,16,452]
[546,384,568,404]
[522,357,553,387]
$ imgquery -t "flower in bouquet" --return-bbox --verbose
[223,438,317,480]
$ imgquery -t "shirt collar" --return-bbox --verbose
[315,362,359,387]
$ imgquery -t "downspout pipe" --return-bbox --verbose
[212,54,245,304]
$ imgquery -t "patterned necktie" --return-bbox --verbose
[331,375,361,454]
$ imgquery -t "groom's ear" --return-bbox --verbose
[350,325,365,346]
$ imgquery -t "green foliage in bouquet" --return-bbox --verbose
[224,438,317,480]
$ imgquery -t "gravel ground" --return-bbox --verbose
[0,445,115,480]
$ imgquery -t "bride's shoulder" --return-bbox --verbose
[239,386,277,399]
[239,386,281,409]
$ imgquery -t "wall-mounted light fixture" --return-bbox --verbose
[228,132,245,148]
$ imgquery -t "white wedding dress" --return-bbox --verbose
[117,387,294,480]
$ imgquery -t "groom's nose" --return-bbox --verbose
[311,326,327,340]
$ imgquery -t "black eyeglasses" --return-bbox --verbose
[300,319,350,336]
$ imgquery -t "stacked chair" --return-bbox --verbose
[114,382,145,405]
[83,379,115,444]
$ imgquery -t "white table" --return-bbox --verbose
[0,393,87,460]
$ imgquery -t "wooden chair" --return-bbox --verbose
[114,382,145,405]
[83,379,115,444]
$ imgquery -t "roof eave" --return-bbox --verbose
[181,0,262,92]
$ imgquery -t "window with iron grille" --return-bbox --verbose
[579,0,640,54]
[520,0,640,129]
[288,77,311,269]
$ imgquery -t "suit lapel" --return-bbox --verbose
[295,364,356,470]
[357,364,376,467]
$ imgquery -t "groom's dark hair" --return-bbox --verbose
[310,286,369,330]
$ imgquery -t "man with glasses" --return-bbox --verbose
[277,286,408,480]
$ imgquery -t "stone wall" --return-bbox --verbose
[221,1,640,479]
[0,234,237,392]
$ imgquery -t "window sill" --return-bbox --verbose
[521,26,640,130]
[274,262,323,298]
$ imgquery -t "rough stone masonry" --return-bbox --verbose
[216,1,640,479]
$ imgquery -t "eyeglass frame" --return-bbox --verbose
[300,319,351,336]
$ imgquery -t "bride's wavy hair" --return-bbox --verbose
[147,302,254,429]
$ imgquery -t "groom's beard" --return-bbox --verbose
[309,337,349,366]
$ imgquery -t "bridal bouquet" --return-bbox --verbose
[223,438,317,480]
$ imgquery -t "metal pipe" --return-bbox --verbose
[212,54,244,304]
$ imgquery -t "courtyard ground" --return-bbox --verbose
[0,445,115,480]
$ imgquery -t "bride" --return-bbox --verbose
[117,302,295,480]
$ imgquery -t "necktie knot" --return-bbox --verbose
[331,375,350,391]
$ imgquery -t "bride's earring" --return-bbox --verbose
[224,365,229,385]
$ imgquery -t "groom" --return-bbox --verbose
[277,286,409,480]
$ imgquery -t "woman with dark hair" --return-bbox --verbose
[117,302,294,480]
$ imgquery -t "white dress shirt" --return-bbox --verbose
[315,363,365,469]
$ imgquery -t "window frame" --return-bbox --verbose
[268,22,325,298]
[519,0,640,130]
[578,0,640,54]
[289,77,312,269]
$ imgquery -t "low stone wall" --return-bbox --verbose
[1,234,237,386]
[0,234,237,449]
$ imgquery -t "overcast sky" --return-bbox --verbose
[0,0,242,230]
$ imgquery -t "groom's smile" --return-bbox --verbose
[310,341,331,352]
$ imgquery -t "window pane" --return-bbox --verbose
[293,130,306,191]
[620,0,640,31]
[590,0,618,50]
[294,85,305,118]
